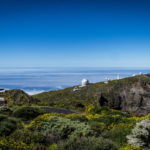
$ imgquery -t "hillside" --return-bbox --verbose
[0,89,38,105]
[34,74,150,116]
[1,75,150,149]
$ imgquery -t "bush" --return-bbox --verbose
[120,144,143,150]
[91,114,133,128]
[13,105,45,120]
[0,114,20,136]
[127,119,150,148]
[28,113,65,131]
[0,107,13,116]
[58,136,117,150]
[0,129,45,150]
[86,105,109,114]
[103,126,132,148]
[41,116,94,140]
[0,137,31,150]
[10,129,44,145]
[47,144,57,150]
[65,113,88,122]
[89,121,106,134]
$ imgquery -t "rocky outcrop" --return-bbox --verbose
[99,75,150,116]
[34,74,150,116]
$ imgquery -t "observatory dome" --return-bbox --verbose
[81,78,89,86]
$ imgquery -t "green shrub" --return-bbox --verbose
[41,116,94,140]
[103,126,132,148]
[47,144,58,150]
[86,105,110,114]
[58,136,117,150]
[89,121,106,134]
[13,105,45,120]
[120,144,143,150]
[65,113,88,122]
[0,129,45,150]
[10,129,44,145]
[0,137,31,150]
[0,107,13,116]
[91,114,132,127]
[0,114,19,136]
[28,113,65,131]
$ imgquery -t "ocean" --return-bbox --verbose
[0,67,150,95]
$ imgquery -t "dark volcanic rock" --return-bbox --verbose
[99,75,150,116]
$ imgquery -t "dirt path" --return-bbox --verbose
[40,106,80,114]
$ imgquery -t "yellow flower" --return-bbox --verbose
[120,144,143,150]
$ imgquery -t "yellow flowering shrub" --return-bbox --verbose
[85,104,95,113]
[65,113,88,122]
[47,144,58,150]
[28,113,65,130]
[128,113,150,123]
[0,137,31,150]
[144,113,150,120]
[107,122,134,130]
[128,116,143,122]
[120,144,143,150]
[86,113,102,120]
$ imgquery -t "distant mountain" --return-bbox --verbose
[34,74,150,116]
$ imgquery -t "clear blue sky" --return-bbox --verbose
[0,0,150,67]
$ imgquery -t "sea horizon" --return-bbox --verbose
[0,67,150,95]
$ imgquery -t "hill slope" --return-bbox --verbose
[34,74,150,116]
[0,89,38,105]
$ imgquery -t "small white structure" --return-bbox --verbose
[117,75,120,80]
[0,89,5,93]
[73,87,79,92]
[132,74,136,77]
[105,77,110,84]
[81,78,89,87]
[0,97,5,101]
[0,97,5,106]
[139,72,143,75]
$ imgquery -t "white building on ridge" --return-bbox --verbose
[132,74,136,77]
[139,72,143,75]
[81,78,89,86]
[117,75,120,80]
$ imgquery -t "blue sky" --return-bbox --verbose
[0,0,150,67]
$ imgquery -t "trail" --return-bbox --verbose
[40,106,81,114]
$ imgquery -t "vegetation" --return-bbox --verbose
[0,114,22,136]
[0,103,150,149]
[0,102,146,150]
[33,75,149,110]
[40,116,94,139]
[2,75,150,149]
[127,119,150,149]
[58,136,117,150]
[0,89,38,105]
[13,105,45,120]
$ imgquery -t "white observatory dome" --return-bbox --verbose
[117,75,120,80]
[132,74,136,77]
[81,78,89,86]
